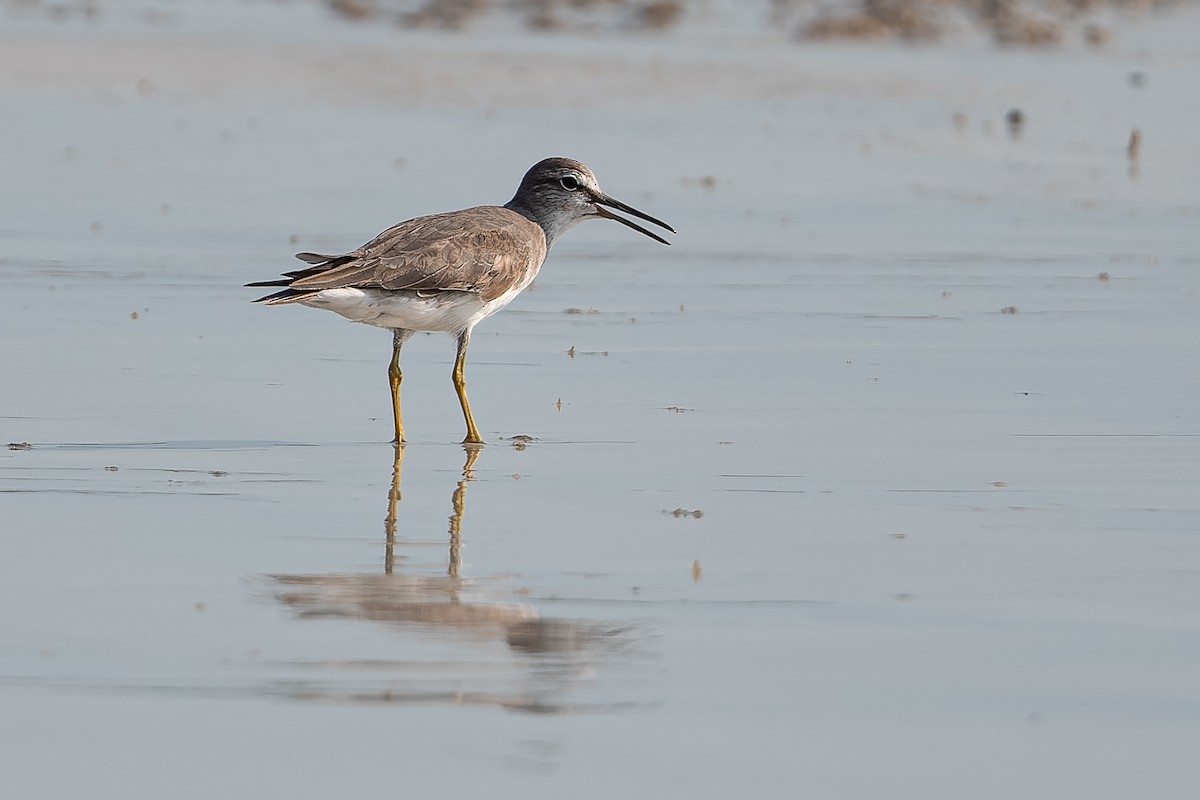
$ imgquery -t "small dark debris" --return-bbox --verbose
[1127,128,1142,162]
[1005,109,1024,137]
[667,507,704,519]
[505,434,537,451]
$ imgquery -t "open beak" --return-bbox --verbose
[593,193,676,245]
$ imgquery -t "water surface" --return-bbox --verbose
[2,3,1199,798]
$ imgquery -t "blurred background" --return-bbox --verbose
[2,2,1199,798]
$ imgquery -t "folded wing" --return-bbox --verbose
[248,206,547,305]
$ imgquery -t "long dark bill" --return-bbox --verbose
[594,194,676,246]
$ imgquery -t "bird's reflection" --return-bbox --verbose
[384,444,477,578]
[269,445,646,713]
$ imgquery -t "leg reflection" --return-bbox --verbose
[448,445,482,578]
[383,444,481,577]
[384,444,405,575]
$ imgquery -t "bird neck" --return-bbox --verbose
[503,199,581,249]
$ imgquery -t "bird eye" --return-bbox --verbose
[559,176,579,191]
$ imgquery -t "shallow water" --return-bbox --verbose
[2,3,1200,798]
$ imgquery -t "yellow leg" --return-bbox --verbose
[453,330,483,445]
[388,329,412,444]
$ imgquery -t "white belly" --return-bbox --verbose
[303,284,527,335]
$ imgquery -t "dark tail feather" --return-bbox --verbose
[282,262,344,280]
[247,258,347,289]
[250,288,319,305]
[296,252,339,264]
[246,252,351,298]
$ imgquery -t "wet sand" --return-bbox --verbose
[2,2,1199,798]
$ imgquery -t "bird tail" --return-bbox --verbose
[245,252,351,301]
[247,288,319,305]
[295,252,340,265]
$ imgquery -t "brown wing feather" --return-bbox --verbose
[283,206,547,303]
